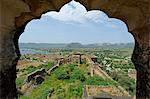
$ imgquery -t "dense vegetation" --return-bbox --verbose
[18,63,117,99]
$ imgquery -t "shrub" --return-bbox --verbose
[38,61,54,70]
[16,76,25,86]
[54,69,70,80]
[68,84,83,97]
[86,76,116,86]
[118,76,135,95]
[71,68,86,82]
[68,64,76,71]
[26,65,37,74]
[110,71,135,95]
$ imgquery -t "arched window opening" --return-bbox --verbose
[17,1,136,99]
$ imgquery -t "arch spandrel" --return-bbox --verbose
[15,0,70,28]
[77,0,149,31]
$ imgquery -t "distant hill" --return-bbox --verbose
[84,43,101,48]
[66,43,84,48]
[19,42,134,49]
[89,43,134,49]
[66,42,134,48]
[19,43,67,49]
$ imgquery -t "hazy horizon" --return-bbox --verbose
[19,42,134,45]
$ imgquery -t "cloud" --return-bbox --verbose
[43,0,119,28]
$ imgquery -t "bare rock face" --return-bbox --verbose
[0,0,149,98]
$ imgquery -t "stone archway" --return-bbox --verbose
[0,0,149,98]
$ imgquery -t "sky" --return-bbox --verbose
[19,0,134,44]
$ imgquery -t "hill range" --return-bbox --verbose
[19,42,134,49]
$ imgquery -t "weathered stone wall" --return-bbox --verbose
[0,0,149,98]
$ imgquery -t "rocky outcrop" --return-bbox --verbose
[0,0,149,98]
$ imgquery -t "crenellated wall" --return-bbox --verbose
[0,0,149,98]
